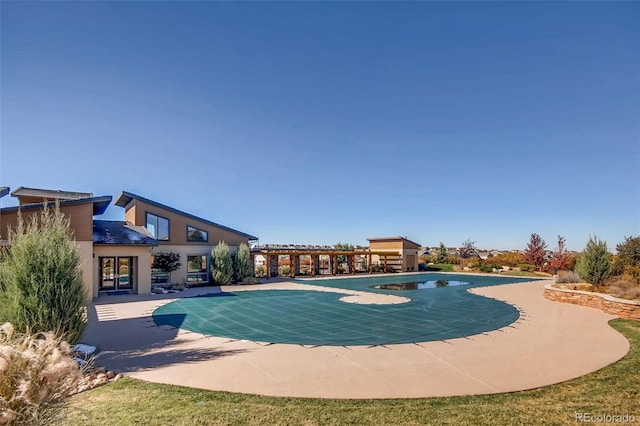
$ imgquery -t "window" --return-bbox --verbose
[187,226,208,242]
[187,255,208,284]
[150,256,169,284]
[146,212,169,240]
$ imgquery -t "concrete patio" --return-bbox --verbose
[82,278,630,399]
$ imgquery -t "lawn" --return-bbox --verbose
[62,319,640,425]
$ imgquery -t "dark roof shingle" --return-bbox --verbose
[93,220,158,245]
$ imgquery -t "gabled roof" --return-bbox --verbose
[93,220,158,245]
[115,191,258,241]
[11,186,94,200]
[367,236,422,248]
[0,196,112,216]
[0,187,9,198]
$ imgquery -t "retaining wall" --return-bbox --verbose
[544,284,640,320]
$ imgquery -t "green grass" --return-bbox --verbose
[424,263,455,272]
[62,319,640,425]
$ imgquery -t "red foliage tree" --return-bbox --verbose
[523,233,547,270]
[458,238,477,260]
[550,235,571,272]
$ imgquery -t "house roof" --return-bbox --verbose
[367,236,422,248]
[0,187,9,198]
[11,186,94,200]
[93,220,158,245]
[0,195,112,216]
[115,191,258,241]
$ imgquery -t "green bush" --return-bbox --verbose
[518,263,534,272]
[479,264,494,273]
[613,236,640,284]
[0,206,87,344]
[211,242,234,285]
[233,243,253,282]
[0,323,83,425]
[575,236,612,286]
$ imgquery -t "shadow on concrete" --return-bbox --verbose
[81,302,248,374]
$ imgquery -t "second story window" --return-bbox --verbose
[146,212,169,241]
[187,226,208,242]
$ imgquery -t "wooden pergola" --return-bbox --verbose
[251,247,401,278]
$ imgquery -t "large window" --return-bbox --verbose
[187,255,208,284]
[146,212,169,241]
[187,226,208,242]
[150,256,169,284]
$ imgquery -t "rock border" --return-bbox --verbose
[544,284,640,320]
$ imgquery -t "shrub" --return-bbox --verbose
[0,205,86,344]
[478,264,494,273]
[606,275,640,300]
[485,252,524,268]
[233,243,253,282]
[0,323,83,425]
[518,263,534,272]
[555,271,582,284]
[575,236,612,286]
[281,266,291,276]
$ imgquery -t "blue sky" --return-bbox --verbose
[1,2,638,251]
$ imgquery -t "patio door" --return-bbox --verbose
[100,257,134,290]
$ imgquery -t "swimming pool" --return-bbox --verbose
[152,273,535,346]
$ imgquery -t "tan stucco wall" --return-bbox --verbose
[125,199,252,247]
[77,241,94,300]
[150,244,239,285]
[93,246,153,296]
[368,241,403,252]
[0,202,94,242]
[402,248,419,271]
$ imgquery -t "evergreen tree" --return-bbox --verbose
[211,241,234,284]
[575,236,612,285]
[436,242,450,264]
[0,205,86,344]
[234,243,254,282]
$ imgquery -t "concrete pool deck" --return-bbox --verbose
[82,278,630,399]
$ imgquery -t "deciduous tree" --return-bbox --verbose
[459,239,477,265]
[523,233,547,270]
[152,252,181,284]
[613,236,640,284]
[550,235,571,272]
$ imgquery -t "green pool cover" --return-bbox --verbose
[152,273,534,346]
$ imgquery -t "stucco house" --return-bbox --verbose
[0,187,257,299]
